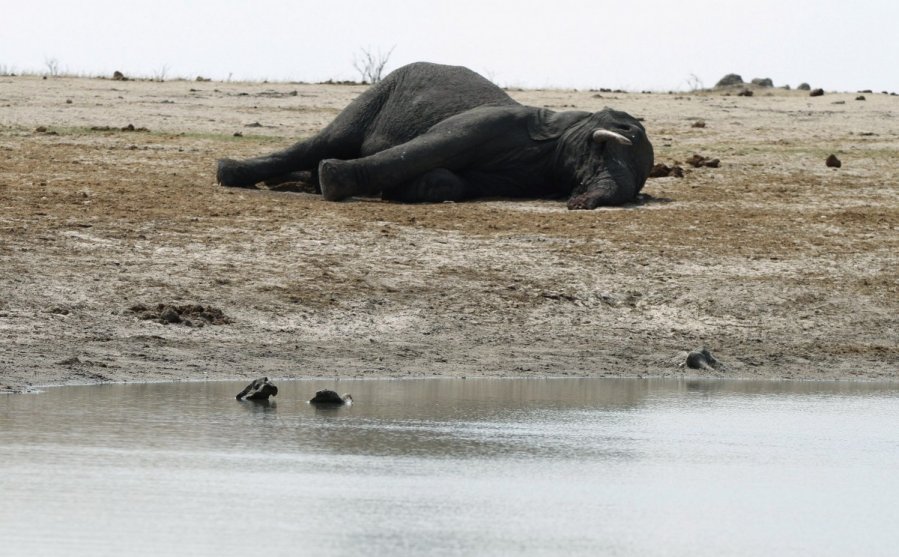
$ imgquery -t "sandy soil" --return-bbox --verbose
[1,76,897,391]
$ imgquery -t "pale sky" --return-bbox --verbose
[2,0,897,92]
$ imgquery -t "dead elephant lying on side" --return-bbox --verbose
[217,62,654,209]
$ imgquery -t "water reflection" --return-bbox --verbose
[3,378,896,458]
[2,378,898,557]
[237,398,277,412]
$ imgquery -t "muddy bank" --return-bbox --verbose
[0,76,897,390]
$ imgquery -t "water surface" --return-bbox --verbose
[2,378,897,556]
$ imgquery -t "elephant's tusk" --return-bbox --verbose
[592,129,632,146]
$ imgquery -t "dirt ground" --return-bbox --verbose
[1,76,897,391]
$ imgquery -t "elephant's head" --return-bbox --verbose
[551,108,654,210]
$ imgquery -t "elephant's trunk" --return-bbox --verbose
[567,165,637,210]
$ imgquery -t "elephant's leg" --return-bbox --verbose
[381,169,470,203]
[316,105,520,201]
[217,79,393,188]
[217,136,333,188]
[317,131,478,201]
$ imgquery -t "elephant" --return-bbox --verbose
[216,62,654,209]
[235,377,278,401]
[309,389,353,406]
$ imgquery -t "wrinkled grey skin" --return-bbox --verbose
[235,377,278,401]
[217,62,653,209]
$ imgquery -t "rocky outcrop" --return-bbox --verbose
[751,77,774,87]
[685,348,724,371]
[715,74,744,88]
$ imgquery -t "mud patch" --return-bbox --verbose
[686,154,720,168]
[128,303,232,327]
[649,163,685,178]
[88,124,150,132]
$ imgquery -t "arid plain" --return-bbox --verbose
[1,76,896,391]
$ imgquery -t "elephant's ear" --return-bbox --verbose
[527,109,590,141]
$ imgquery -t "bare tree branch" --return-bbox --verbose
[353,46,395,84]
[44,57,60,77]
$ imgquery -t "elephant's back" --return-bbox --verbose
[387,62,516,106]
[361,62,519,155]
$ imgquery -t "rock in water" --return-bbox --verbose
[309,389,353,405]
[236,377,278,400]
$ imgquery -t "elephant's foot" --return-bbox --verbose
[216,158,261,188]
[319,159,377,201]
